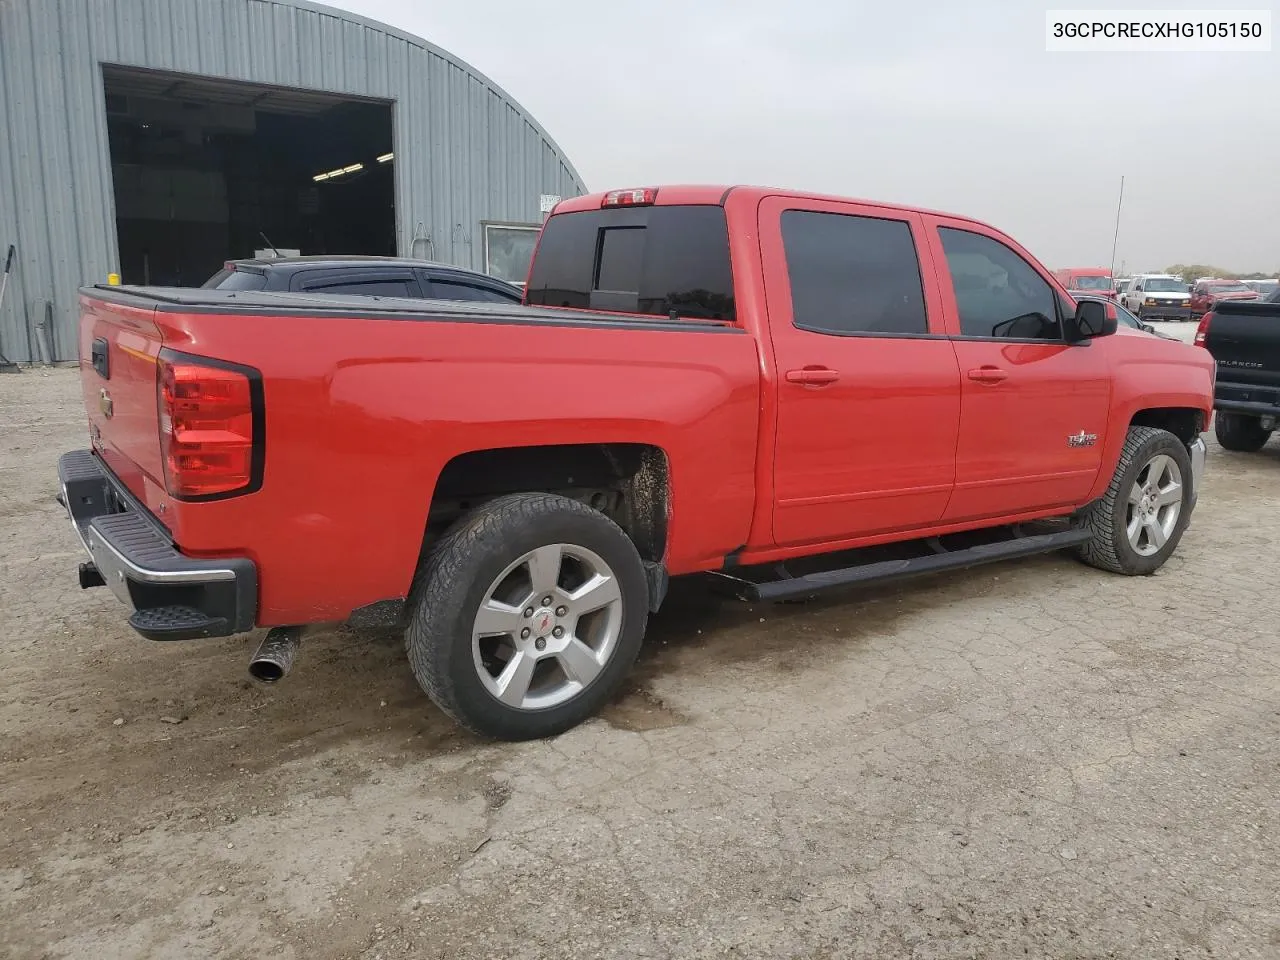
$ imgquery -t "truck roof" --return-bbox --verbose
[553,184,998,229]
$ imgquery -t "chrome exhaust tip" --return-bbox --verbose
[248,626,303,683]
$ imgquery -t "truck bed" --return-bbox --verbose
[74,283,762,625]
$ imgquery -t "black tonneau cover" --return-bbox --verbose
[81,285,740,334]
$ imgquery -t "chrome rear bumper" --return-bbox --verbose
[58,450,257,640]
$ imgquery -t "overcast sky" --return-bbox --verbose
[345,0,1278,274]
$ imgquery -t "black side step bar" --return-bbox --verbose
[708,527,1094,602]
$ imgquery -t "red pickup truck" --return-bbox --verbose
[59,185,1215,740]
[1189,279,1258,318]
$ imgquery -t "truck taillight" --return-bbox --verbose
[602,188,657,208]
[1194,312,1213,347]
[157,351,262,499]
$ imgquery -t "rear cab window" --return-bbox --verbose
[525,205,735,321]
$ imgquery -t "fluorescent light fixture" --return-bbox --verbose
[313,162,365,181]
[377,152,394,163]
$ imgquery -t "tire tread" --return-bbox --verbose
[1076,425,1187,575]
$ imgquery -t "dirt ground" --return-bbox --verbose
[2,361,1278,960]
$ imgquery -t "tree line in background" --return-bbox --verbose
[1162,264,1279,282]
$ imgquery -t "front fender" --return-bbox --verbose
[1084,344,1214,503]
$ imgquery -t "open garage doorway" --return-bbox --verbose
[102,65,395,287]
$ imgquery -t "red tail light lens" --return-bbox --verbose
[1194,312,1212,347]
[157,352,261,499]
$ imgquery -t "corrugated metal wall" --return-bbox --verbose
[0,0,585,362]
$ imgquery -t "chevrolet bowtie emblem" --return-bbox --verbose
[99,388,114,419]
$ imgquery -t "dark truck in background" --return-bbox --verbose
[1197,288,1280,451]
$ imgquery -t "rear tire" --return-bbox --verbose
[1075,425,1194,576]
[405,493,648,741]
[1215,411,1272,452]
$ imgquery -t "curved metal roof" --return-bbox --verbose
[0,0,586,362]
[282,0,584,187]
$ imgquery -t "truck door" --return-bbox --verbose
[760,197,962,548]
[919,215,1112,522]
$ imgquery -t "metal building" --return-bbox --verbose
[0,0,585,363]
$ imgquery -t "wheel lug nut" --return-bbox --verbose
[552,626,564,638]
[541,596,553,606]
[535,637,546,651]
[524,608,534,618]
[520,627,531,639]
[555,606,568,617]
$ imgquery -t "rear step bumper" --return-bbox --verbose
[57,450,257,641]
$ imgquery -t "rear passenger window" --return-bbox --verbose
[938,228,1061,340]
[308,279,415,297]
[780,211,928,336]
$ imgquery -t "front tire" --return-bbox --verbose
[1215,411,1272,452]
[405,493,648,741]
[1076,425,1194,575]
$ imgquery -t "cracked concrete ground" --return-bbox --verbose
[2,359,1278,960]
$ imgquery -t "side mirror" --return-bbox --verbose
[1065,299,1118,342]
[1141,323,1156,334]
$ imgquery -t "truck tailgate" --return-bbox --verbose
[1204,301,1280,391]
[78,292,166,500]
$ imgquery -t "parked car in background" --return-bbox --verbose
[1121,274,1193,320]
[59,184,1214,740]
[1243,279,1278,299]
[1053,267,1117,300]
[1196,297,1280,451]
[202,256,523,303]
[1190,279,1258,317]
